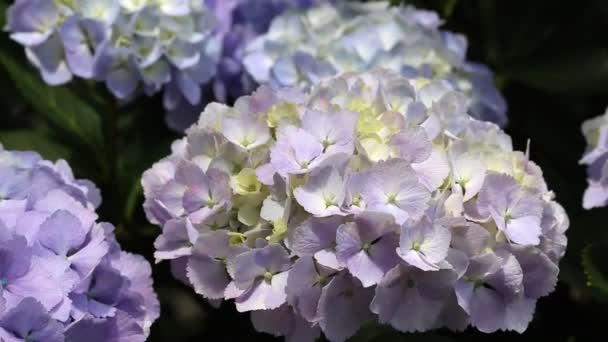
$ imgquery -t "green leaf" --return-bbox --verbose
[505,48,608,94]
[0,49,104,151]
[0,129,71,161]
[123,181,142,225]
[582,243,608,296]
[0,1,7,28]
[442,0,458,19]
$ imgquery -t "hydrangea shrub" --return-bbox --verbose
[580,107,608,209]
[142,69,566,341]
[0,145,159,341]
[243,1,508,127]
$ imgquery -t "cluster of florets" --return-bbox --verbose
[0,145,159,341]
[4,0,321,131]
[164,0,320,130]
[207,0,319,102]
[243,1,508,127]
[5,0,217,110]
[580,107,608,209]
[142,69,566,342]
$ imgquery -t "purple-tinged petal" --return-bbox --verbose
[294,166,346,217]
[227,244,291,289]
[450,223,492,257]
[26,34,73,85]
[186,230,248,299]
[398,217,451,271]
[250,304,321,342]
[371,265,445,333]
[94,45,140,99]
[6,258,64,317]
[362,159,430,224]
[390,126,432,164]
[469,286,505,333]
[509,247,558,300]
[0,298,63,342]
[317,273,374,342]
[153,218,198,262]
[301,109,357,155]
[65,311,145,342]
[235,271,289,312]
[286,256,334,322]
[59,17,106,78]
[335,212,399,287]
[270,126,324,176]
[36,210,87,257]
[222,114,270,150]
[287,216,342,257]
[504,298,536,333]
[6,0,58,46]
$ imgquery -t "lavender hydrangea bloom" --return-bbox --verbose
[0,147,159,340]
[142,69,566,341]
[580,107,608,209]
[243,1,508,126]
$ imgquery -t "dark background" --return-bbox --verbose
[2,0,608,341]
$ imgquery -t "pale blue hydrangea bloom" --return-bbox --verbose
[5,0,218,114]
[243,1,508,127]
[0,145,159,341]
[4,0,320,131]
[142,69,565,341]
[580,107,608,209]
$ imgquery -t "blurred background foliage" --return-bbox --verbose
[1,0,608,341]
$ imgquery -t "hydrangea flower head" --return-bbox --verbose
[5,0,217,111]
[580,107,608,209]
[142,69,566,341]
[0,145,159,341]
[4,0,320,131]
[243,1,508,127]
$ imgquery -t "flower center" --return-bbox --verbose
[240,137,252,148]
[228,232,246,245]
[412,241,422,251]
[324,195,336,208]
[503,211,513,222]
[322,138,333,151]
